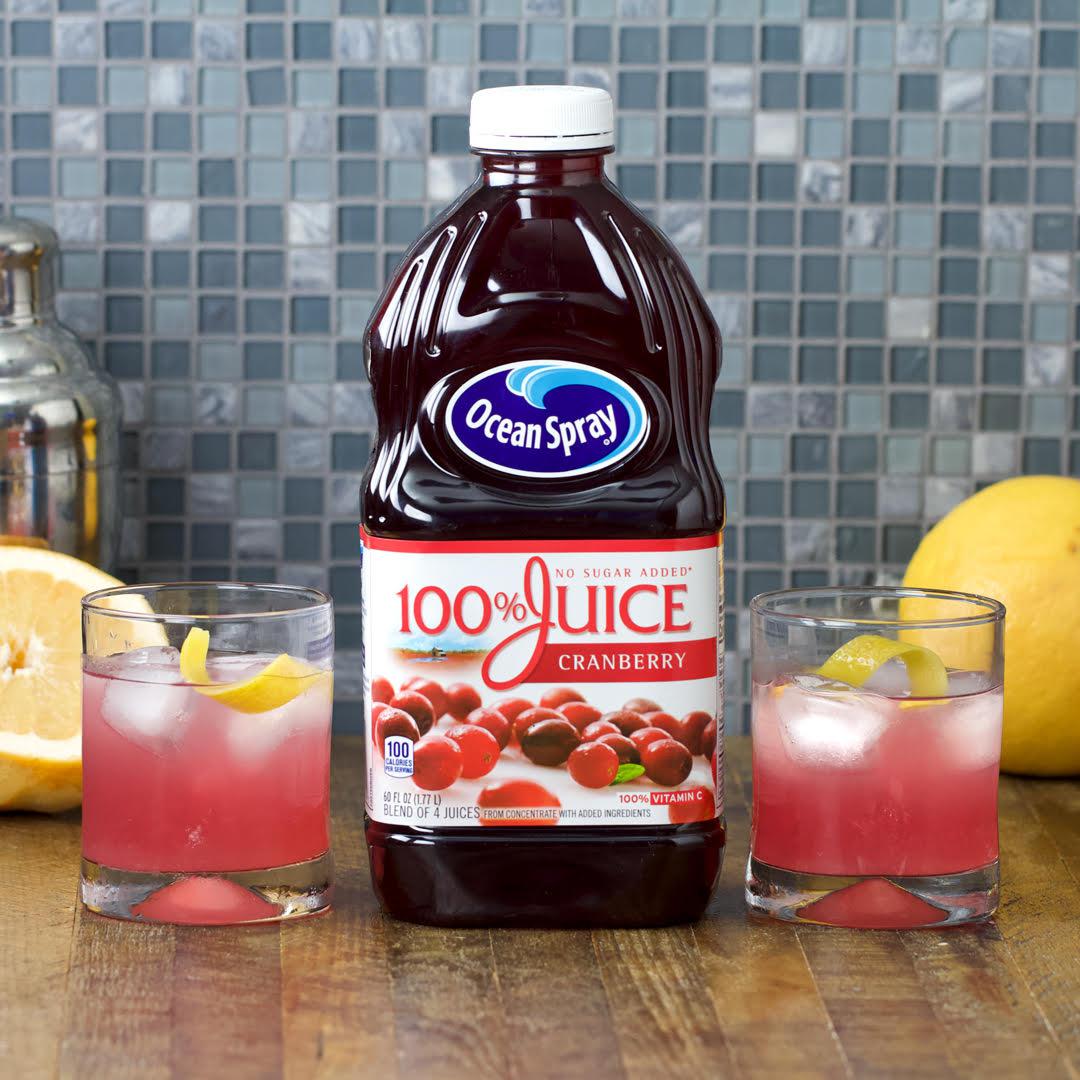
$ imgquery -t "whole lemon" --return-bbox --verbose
[903,475,1080,776]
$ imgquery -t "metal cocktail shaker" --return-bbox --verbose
[0,218,122,570]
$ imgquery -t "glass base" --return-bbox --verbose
[745,855,999,929]
[80,852,333,925]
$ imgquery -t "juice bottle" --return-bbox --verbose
[361,86,726,926]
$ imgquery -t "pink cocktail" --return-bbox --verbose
[80,584,334,925]
[746,587,1005,929]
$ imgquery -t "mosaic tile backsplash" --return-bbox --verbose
[4,0,1078,729]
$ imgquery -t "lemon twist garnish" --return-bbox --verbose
[179,627,329,714]
[817,633,948,699]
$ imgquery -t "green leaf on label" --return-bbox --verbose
[611,763,645,785]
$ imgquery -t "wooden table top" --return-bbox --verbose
[4,736,1078,1079]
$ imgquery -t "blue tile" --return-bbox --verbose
[1040,29,1078,69]
[11,22,52,57]
[714,25,753,63]
[152,22,192,59]
[668,70,706,108]
[106,22,145,59]
[620,27,660,63]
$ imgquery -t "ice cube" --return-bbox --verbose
[223,689,327,764]
[863,657,913,698]
[946,669,993,696]
[933,689,1003,771]
[101,664,192,748]
[777,675,893,767]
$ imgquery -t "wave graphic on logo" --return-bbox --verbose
[446,360,649,479]
[503,362,647,471]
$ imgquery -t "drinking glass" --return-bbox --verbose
[81,583,334,925]
[746,586,1005,929]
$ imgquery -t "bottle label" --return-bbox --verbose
[363,532,723,828]
[445,360,649,478]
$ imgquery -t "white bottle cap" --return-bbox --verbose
[469,85,615,152]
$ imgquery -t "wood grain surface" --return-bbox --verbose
[2,737,1077,1080]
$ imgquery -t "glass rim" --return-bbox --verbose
[81,581,333,623]
[749,586,1006,631]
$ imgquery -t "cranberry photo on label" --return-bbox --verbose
[520,717,581,767]
[595,732,639,765]
[370,701,390,727]
[390,690,437,736]
[623,697,661,715]
[701,718,717,761]
[512,706,563,744]
[445,682,482,720]
[465,706,511,750]
[582,719,621,742]
[558,701,602,732]
[539,686,585,710]
[375,708,421,755]
[445,724,501,779]
[629,726,670,754]
[643,711,686,746]
[567,742,620,789]
[641,738,693,787]
[477,779,560,826]
[402,676,448,719]
[412,735,463,791]
[602,709,647,736]
[371,676,395,704]
[680,711,712,756]
[492,696,534,723]
[668,787,716,824]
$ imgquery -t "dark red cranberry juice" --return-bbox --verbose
[362,94,725,927]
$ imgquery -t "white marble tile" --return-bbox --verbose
[801,161,843,203]
[709,66,753,112]
[887,298,933,340]
[1025,346,1067,388]
[337,19,378,62]
[287,202,332,246]
[148,201,193,244]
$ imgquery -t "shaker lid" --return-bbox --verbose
[0,216,58,321]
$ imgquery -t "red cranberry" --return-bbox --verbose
[596,732,639,765]
[681,711,712,756]
[623,696,661,714]
[445,724,500,779]
[582,719,621,742]
[390,690,436,736]
[641,738,692,787]
[411,735,462,790]
[477,779,560,826]
[374,708,420,755]
[539,686,585,709]
[629,726,670,754]
[558,701,602,732]
[643,711,685,745]
[370,701,390,727]
[668,786,716,824]
[465,706,511,750]
[445,681,482,720]
[512,706,563,744]
[701,719,717,760]
[371,676,395,704]
[520,717,581,767]
[602,709,647,736]
[567,742,619,789]
[402,676,447,719]
[492,696,534,723]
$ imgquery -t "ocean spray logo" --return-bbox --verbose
[446,361,648,479]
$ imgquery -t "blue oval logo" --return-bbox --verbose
[446,361,648,478]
